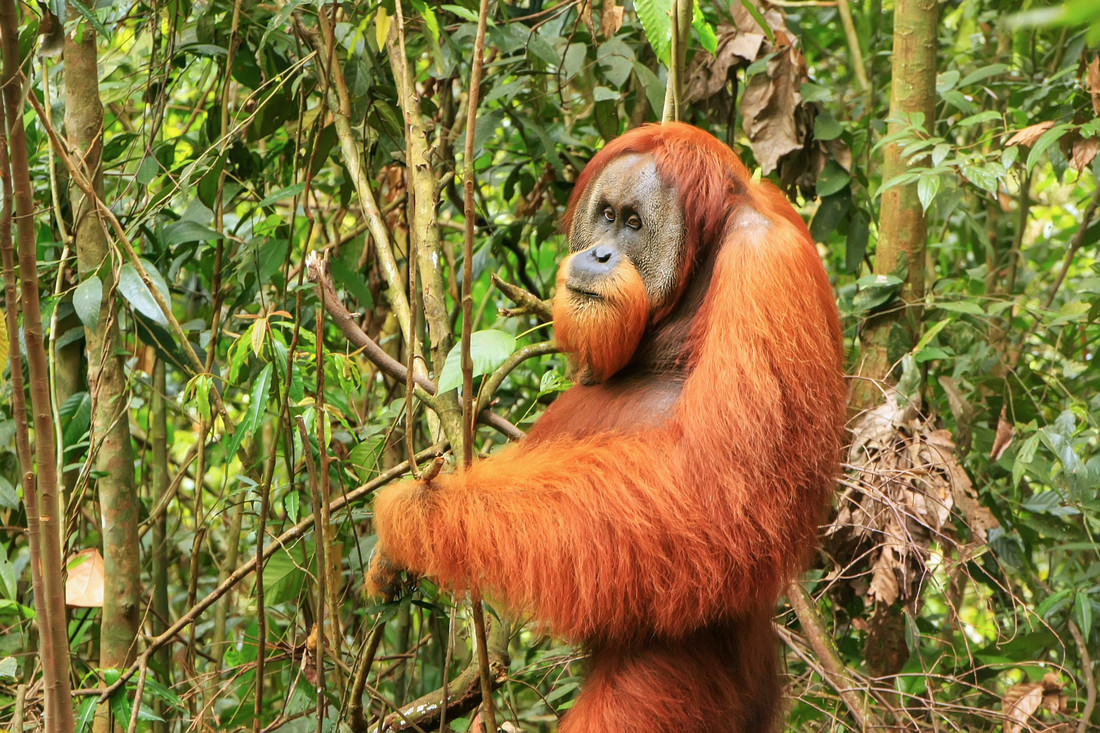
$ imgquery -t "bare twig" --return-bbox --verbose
[94,443,446,702]
[1067,619,1096,733]
[461,0,498,726]
[304,254,523,440]
[787,582,886,730]
[491,274,553,321]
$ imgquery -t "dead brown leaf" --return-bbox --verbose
[600,0,623,38]
[684,26,763,103]
[828,387,998,617]
[1071,136,1099,173]
[65,548,105,608]
[1087,55,1100,116]
[741,45,806,174]
[1006,121,1055,148]
[1004,672,1066,733]
[580,0,596,40]
[990,409,1014,461]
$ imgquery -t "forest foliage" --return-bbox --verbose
[1,0,1100,730]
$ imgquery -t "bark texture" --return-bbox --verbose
[855,0,938,407]
[64,21,141,728]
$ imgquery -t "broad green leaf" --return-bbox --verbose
[958,63,1008,87]
[816,161,850,197]
[284,491,299,523]
[1076,592,1092,643]
[845,210,869,275]
[262,543,308,604]
[437,329,517,394]
[161,220,223,246]
[917,174,940,211]
[1013,432,1041,488]
[256,182,306,208]
[961,162,1001,193]
[692,1,718,55]
[738,0,774,44]
[957,110,1001,127]
[814,113,843,141]
[931,143,950,167]
[1026,123,1073,173]
[118,261,171,326]
[913,319,950,355]
[73,275,102,332]
[850,275,903,313]
[0,656,16,679]
[635,0,672,65]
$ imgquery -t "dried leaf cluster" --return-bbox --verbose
[682,2,848,194]
[825,389,999,673]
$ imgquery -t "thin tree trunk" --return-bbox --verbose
[854,0,938,408]
[149,360,170,733]
[63,19,141,731]
[0,1,75,728]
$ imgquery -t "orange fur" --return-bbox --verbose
[369,123,846,731]
[552,253,649,383]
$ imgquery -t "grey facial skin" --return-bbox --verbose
[567,154,685,310]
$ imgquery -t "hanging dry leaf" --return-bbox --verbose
[990,409,1014,460]
[1006,121,1055,148]
[684,26,763,102]
[65,548,105,608]
[1071,136,1099,173]
[741,45,806,174]
[600,0,623,38]
[1003,672,1066,733]
[828,387,998,620]
[580,0,596,40]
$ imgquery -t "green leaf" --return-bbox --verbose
[961,162,1001,193]
[850,275,903,313]
[814,113,843,142]
[1075,591,1092,643]
[0,656,16,679]
[1026,123,1073,173]
[931,143,950,167]
[1037,588,1073,619]
[1013,432,1041,487]
[68,0,111,40]
[692,0,718,55]
[223,362,272,463]
[632,62,666,120]
[332,259,375,309]
[437,330,517,394]
[917,174,940,211]
[284,491,299,523]
[635,0,672,65]
[816,161,850,197]
[958,63,1008,87]
[118,261,171,327]
[936,300,985,315]
[845,210,869,275]
[957,110,1001,127]
[936,70,961,93]
[256,182,306,208]
[161,220,224,246]
[76,695,98,732]
[262,543,308,604]
[73,275,102,332]
[738,0,775,44]
[442,4,482,22]
[913,319,950,356]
